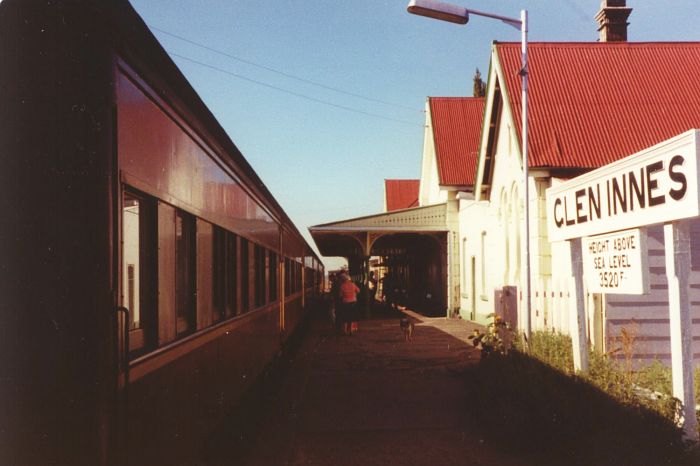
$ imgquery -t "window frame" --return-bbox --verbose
[269,251,278,302]
[175,209,197,336]
[240,237,250,312]
[121,187,157,356]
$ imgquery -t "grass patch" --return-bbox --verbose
[527,331,574,374]
[463,330,700,465]
[463,351,692,465]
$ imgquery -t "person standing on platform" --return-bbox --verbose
[382,272,396,310]
[339,273,360,335]
[330,273,342,334]
[368,271,378,305]
[328,273,339,331]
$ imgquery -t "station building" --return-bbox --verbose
[314,0,700,363]
[461,2,700,362]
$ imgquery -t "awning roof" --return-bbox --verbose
[309,203,448,257]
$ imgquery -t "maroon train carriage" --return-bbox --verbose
[0,1,324,465]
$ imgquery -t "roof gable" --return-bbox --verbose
[385,179,420,211]
[428,97,485,186]
[495,41,700,169]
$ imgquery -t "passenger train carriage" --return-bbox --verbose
[0,1,324,465]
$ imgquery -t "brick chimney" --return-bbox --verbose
[595,0,632,42]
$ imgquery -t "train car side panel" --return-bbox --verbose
[117,70,279,252]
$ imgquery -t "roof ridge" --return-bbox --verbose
[492,40,700,169]
[428,96,485,101]
[496,41,700,47]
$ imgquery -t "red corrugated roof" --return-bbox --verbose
[429,97,485,186]
[496,42,700,168]
[385,179,420,211]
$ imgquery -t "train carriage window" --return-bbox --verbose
[240,238,249,312]
[226,233,238,317]
[284,258,291,296]
[269,251,278,301]
[122,189,156,354]
[213,227,225,322]
[127,265,136,318]
[254,244,266,308]
[213,227,238,321]
[176,210,196,335]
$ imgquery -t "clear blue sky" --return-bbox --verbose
[129,0,700,269]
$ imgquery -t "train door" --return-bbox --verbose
[114,187,133,466]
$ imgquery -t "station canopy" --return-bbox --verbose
[309,203,449,258]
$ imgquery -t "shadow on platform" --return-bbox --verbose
[200,304,697,466]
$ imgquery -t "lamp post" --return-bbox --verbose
[407,0,531,338]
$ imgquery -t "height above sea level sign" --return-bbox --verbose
[582,228,649,294]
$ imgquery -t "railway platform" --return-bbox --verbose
[204,304,529,466]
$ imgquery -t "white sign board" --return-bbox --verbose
[546,130,700,242]
[582,229,649,294]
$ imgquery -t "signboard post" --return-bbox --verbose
[545,129,700,441]
[569,238,588,372]
[664,222,698,438]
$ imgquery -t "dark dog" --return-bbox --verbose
[400,318,414,342]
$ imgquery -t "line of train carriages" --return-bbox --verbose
[0,1,324,465]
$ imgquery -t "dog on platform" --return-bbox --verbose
[400,318,414,342]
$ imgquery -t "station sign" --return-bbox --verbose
[546,130,700,242]
[582,228,649,294]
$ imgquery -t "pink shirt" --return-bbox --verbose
[339,281,360,303]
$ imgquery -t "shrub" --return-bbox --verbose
[527,330,574,374]
[636,359,672,396]
[463,349,690,465]
[517,331,698,432]
[468,313,514,356]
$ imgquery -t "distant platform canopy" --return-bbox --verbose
[309,203,448,257]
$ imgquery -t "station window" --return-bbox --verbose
[175,210,196,335]
[240,238,249,312]
[269,251,278,301]
[122,189,156,354]
[462,238,468,294]
[480,231,488,298]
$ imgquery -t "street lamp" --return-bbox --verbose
[407,0,531,338]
